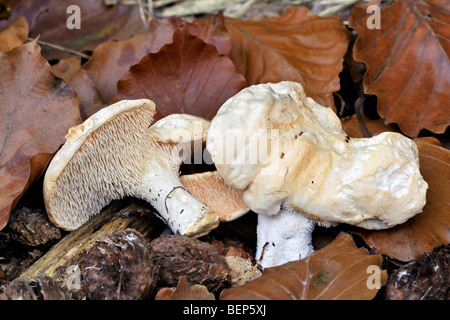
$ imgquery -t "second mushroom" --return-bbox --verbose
[206,81,428,269]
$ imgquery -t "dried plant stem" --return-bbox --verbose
[318,0,360,17]
[355,97,373,138]
[27,37,91,60]
[137,0,153,30]
[227,0,259,18]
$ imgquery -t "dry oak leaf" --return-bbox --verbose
[114,25,247,121]
[349,0,450,137]
[353,137,450,262]
[0,40,82,231]
[225,6,351,109]
[220,233,387,300]
[0,15,28,52]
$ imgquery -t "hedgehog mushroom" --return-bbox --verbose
[151,115,250,222]
[206,82,428,268]
[43,100,219,237]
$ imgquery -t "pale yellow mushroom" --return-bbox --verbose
[207,81,428,268]
[44,100,219,237]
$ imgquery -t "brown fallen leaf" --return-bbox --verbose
[114,25,247,121]
[353,137,450,262]
[342,114,400,138]
[155,276,215,300]
[0,15,28,52]
[84,14,232,106]
[83,17,183,105]
[187,12,231,56]
[225,6,351,109]
[52,56,104,120]
[220,233,386,300]
[0,0,147,60]
[0,40,81,230]
[349,0,450,137]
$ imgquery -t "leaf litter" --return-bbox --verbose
[0,0,448,300]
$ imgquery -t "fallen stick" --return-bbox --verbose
[22,199,166,281]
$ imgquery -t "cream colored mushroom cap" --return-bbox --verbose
[43,99,156,230]
[207,82,428,230]
[149,113,210,144]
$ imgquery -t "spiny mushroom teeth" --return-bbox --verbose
[44,99,156,231]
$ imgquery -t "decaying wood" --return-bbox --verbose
[22,200,166,282]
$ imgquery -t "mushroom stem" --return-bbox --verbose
[255,207,314,269]
[43,100,220,236]
[138,145,219,238]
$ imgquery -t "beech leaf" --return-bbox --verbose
[225,6,351,109]
[220,233,387,300]
[83,17,184,105]
[114,25,247,121]
[349,0,450,137]
[83,14,231,106]
[0,41,82,230]
[0,0,148,60]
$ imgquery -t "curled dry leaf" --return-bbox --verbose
[220,233,386,300]
[84,13,231,106]
[225,6,351,109]
[0,40,81,231]
[83,17,183,105]
[52,56,104,120]
[342,114,399,138]
[114,25,247,121]
[155,276,215,300]
[353,137,450,262]
[0,15,28,52]
[349,0,450,137]
[187,12,232,56]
